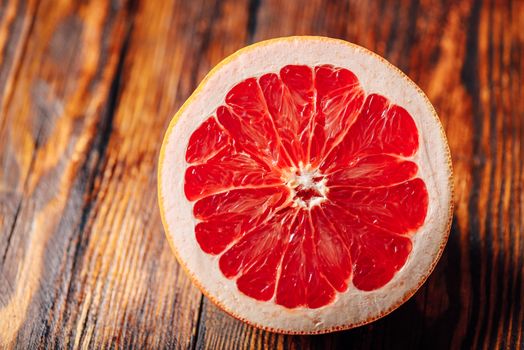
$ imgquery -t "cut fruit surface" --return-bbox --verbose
[158,36,453,334]
[185,65,428,308]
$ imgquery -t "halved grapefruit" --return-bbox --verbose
[158,36,453,334]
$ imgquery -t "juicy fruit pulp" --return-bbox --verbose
[184,65,429,309]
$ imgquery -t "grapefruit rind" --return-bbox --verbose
[158,36,454,334]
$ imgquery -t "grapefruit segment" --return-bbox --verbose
[259,65,315,165]
[184,146,281,201]
[327,154,418,187]
[350,227,412,291]
[275,210,336,309]
[310,207,352,292]
[219,80,292,168]
[159,37,453,334]
[329,178,429,235]
[321,204,412,291]
[219,211,295,300]
[236,258,280,301]
[195,219,244,255]
[193,187,289,254]
[310,65,365,166]
[193,186,289,220]
[320,93,419,173]
[186,117,230,164]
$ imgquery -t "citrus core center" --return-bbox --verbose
[284,164,328,209]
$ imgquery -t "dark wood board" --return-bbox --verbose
[0,0,522,348]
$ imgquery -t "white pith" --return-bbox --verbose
[283,163,328,209]
[158,37,453,334]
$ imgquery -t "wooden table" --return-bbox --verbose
[0,0,522,348]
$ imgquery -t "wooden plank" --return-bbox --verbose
[39,0,226,348]
[0,0,39,123]
[0,0,131,347]
[0,0,39,254]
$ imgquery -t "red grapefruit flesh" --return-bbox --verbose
[158,37,453,334]
[185,64,428,307]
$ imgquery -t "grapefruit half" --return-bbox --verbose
[158,36,453,334]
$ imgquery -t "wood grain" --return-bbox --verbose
[0,0,131,347]
[0,0,522,348]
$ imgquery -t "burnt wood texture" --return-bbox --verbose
[0,0,522,348]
